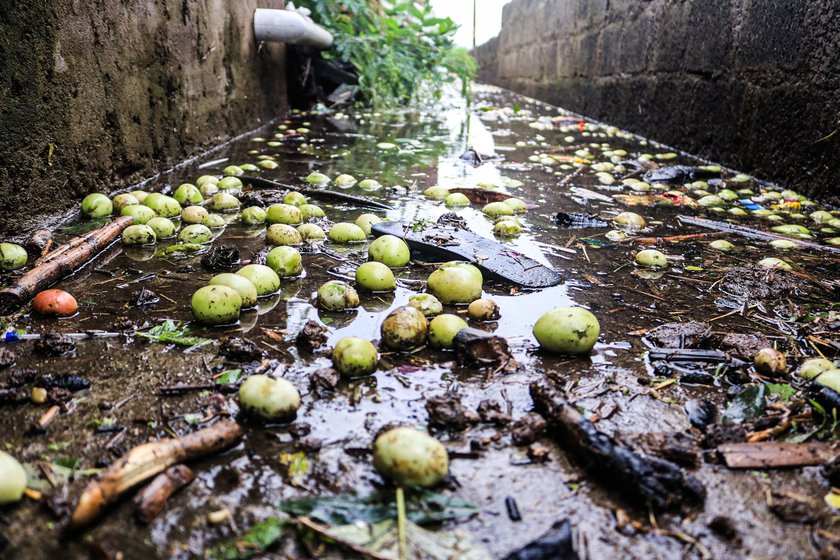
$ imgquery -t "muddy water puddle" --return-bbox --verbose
[1,84,839,559]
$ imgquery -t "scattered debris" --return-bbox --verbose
[503,519,578,560]
[718,442,839,469]
[133,465,195,523]
[453,328,517,372]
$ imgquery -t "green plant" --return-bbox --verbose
[300,0,476,107]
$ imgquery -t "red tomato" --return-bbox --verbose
[32,289,78,317]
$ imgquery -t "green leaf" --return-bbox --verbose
[215,369,243,385]
[208,517,289,560]
[318,519,491,560]
[279,452,309,487]
[766,383,797,401]
[277,488,478,526]
[59,217,112,234]
[723,384,766,424]
[137,320,212,349]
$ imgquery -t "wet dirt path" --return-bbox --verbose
[1,84,839,559]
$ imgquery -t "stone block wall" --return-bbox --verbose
[475,0,840,201]
[0,0,288,234]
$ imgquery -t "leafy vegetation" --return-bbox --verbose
[136,319,212,349]
[300,0,476,107]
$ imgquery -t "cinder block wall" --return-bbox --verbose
[0,0,288,234]
[475,0,840,202]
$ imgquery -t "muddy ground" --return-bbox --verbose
[1,84,839,559]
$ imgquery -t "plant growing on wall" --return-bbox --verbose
[299,0,476,107]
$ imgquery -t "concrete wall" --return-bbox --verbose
[0,0,288,234]
[475,0,840,202]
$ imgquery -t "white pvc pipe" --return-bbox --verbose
[253,8,333,49]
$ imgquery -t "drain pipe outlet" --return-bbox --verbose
[253,8,333,49]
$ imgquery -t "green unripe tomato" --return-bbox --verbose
[332,337,378,377]
[355,213,382,236]
[380,306,428,351]
[368,235,410,267]
[81,193,113,217]
[207,192,240,213]
[297,223,326,240]
[196,175,219,188]
[757,257,792,270]
[635,249,668,268]
[238,375,300,420]
[112,193,140,212]
[146,217,177,239]
[179,224,213,244]
[427,262,483,304]
[121,204,156,224]
[266,224,303,246]
[300,204,325,220]
[358,179,382,191]
[614,211,646,228]
[468,298,501,321]
[0,243,27,271]
[129,190,150,203]
[191,285,242,325]
[0,451,27,504]
[334,174,357,188]
[237,264,280,296]
[144,194,182,218]
[266,246,303,277]
[533,307,600,354]
[329,223,367,244]
[483,201,514,217]
[355,261,396,291]
[173,183,203,206]
[122,224,157,246]
[373,427,448,487]
[798,358,835,381]
[223,165,244,177]
[709,239,735,252]
[241,206,267,225]
[317,280,360,311]
[444,193,470,207]
[203,214,226,229]
[181,205,209,224]
[424,186,450,200]
[754,348,787,377]
[210,273,258,308]
[266,204,303,225]
[304,172,331,185]
[283,192,307,207]
[428,314,468,349]
[408,294,443,317]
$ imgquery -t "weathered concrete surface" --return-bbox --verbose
[0,0,288,235]
[475,0,840,202]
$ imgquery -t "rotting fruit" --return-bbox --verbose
[798,358,835,380]
[121,204,156,225]
[32,289,78,317]
[754,348,787,377]
[408,294,443,317]
[146,217,177,239]
[355,261,396,292]
[81,193,113,218]
[191,285,242,325]
[468,298,501,321]
[373,427,449,487]
[355,213,382,236]
[266,224,303,246]
[368,235,410,267]
[332,337,378,377]
[635,249,668,268]
[0,451,27,504]
[181,206,209,224]
[614,211,646,229]
[428,314,468,349]
[0,243,27,271]
[380,306,428,351]
[238,375,300,421]
[266,204,303,225]
[178,224,213,244]
[297,223,326,240]
[122,224,157,246]
[209,273,258,308]
[329,223,367,244]
[533,306,600,354]
[317,280,360,311]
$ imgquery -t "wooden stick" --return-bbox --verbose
[0,216,133,314]
[718,442,840,468]
[626,232,727,244]
[70,418,242,529]
[133,465,195,523]
[677,214,840,254]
